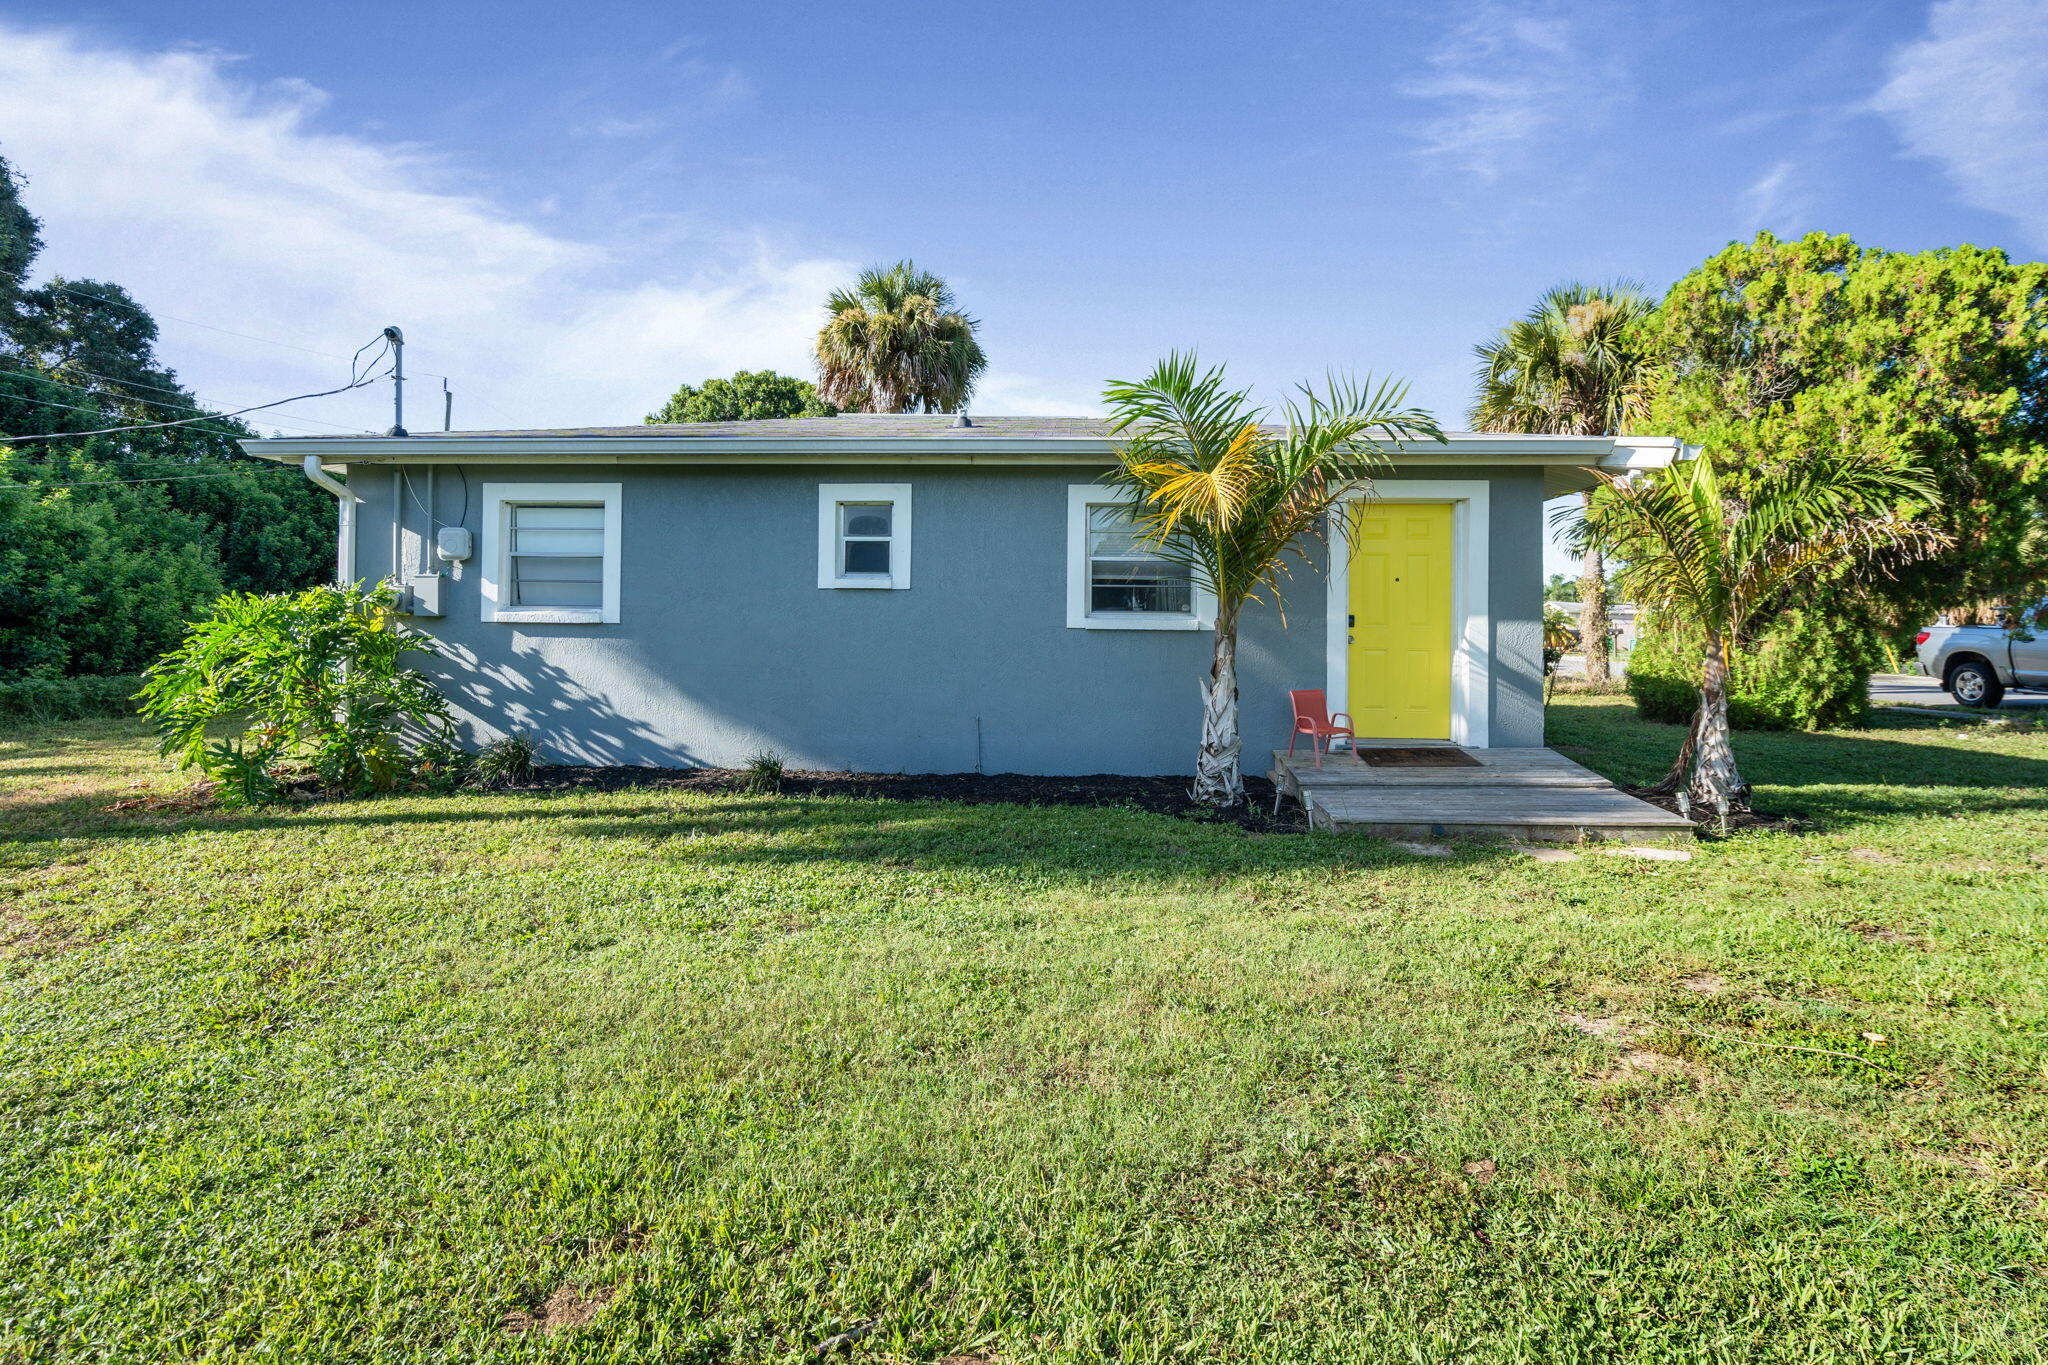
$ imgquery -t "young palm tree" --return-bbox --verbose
[1581,452,1946,812]
[814,261,987,413]
[1471,282,1657,686]
[1103,354,1442,806]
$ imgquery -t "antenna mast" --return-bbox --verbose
[383,325,407,436]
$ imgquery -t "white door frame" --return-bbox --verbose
[1325,480,1491,747]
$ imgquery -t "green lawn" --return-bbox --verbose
[3,697,2046,1363]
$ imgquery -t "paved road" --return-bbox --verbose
[1869,672,2048,711]
[1559,659,2048,712]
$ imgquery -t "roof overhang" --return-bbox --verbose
[242,433,1695,493]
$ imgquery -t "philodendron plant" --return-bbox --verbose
[140,581,463,806]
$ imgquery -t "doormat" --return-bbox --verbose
[1359,747,1481,767]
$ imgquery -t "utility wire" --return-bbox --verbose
[0,264,452,381]
[0,352,374,429]
[0,357,370,435]
[0,388,349,445]
[1,345,394,444]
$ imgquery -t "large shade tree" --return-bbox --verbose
[1470,281,1657,686]
[1103,354,1441,806]
[0,150,334,678]
[645,370,834,424]
[1582,450,1945,813]
[1648,232,2048,622]
[814,261,986,414]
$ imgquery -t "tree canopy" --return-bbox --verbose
[815,261,986,414]
[0,149,334,679]
[1470,281,1657,437]
[644,370,835,424]
[1646,231,2048,617]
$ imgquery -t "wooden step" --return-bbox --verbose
[1270,745,1693,843]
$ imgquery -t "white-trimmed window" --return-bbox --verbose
[480,483,621,624]
[1065,485,1212,630]
[818,483,911,589]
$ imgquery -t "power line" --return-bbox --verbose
[0,264,452,380]
[0,352,374,431]
[1,341,395,444]
[0,357,370,436]
[0,387,346,443]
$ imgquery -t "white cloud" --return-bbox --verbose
[1739,160,1804,231]
[1402,3,1586,182]
[0,22,859,433]
[1870,0,2048,248]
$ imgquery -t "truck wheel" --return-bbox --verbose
[1947,659,2005,708]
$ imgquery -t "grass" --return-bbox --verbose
[3,697,2046,1363]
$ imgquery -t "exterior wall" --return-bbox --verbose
[347,461,1546,773]
[1479,471,1547,747]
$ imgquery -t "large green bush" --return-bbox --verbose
[139,583,463,805]
[1628,607,1880,731]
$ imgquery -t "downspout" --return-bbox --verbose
[301,455,361,586]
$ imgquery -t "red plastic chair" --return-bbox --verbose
[1288,689,1361,770]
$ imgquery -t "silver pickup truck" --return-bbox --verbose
[1915,613,2048,707]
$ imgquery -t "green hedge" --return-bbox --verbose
[0,675,147,726]
[1627,609,1879,731]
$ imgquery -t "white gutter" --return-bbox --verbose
[302,453,355,499]
[300,454,359,585]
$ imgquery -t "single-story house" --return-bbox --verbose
[244,417,1688,774]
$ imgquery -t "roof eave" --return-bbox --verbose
[239,433,1653,466]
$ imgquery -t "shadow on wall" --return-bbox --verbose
[432,641,700,769]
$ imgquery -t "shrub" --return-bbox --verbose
[1628,606,1881,731]
[470,733,537,789]
[0,674,146,725]
[740,750,785,795]
[139,582,454,806]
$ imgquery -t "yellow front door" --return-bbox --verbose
[1346,503,1453,739]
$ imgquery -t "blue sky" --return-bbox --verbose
[1,1,2044,570]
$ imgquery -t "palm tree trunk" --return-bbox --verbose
[1579,492,1613,686]
[1194,618,1243,806]
[1687,631,1748,812]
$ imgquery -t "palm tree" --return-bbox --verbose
[1471,282,1657,686]
[1103,354,1442,806]
[1580,451,1946,813]
[814,261,986,413]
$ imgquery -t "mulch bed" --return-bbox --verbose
[1623,785,1807,836]
[514,766,1310,832]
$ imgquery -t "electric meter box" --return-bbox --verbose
[398,574,444,617]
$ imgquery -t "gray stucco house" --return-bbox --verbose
[245,417,1685,774]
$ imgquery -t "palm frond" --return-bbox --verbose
[813,261,985,412]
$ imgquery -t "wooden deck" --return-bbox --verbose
[1269,745,1694,843]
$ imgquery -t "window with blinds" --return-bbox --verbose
[508,503,606,609]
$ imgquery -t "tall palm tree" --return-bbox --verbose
[1103,354,1442,806]
[1581,451,1945,812]
[814,261,986,413]
[1471,282,1657,686]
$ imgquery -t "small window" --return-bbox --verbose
[819,483,911,589]
[839,502,893,575]
[1066,485,1212,630]
[1086,505,1193,615]
[481,482,621,623]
